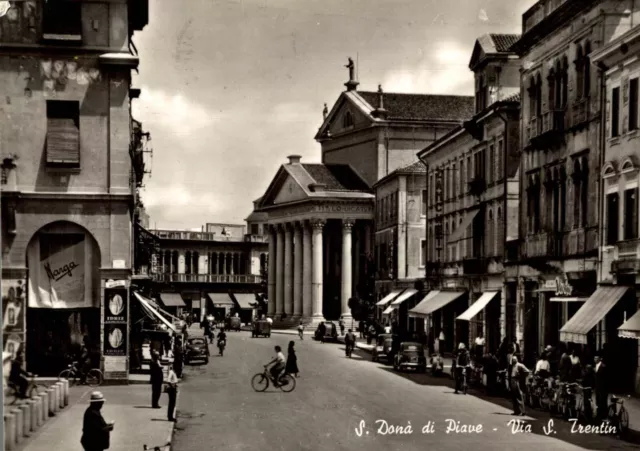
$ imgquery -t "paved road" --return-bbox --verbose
[173,331,640,451]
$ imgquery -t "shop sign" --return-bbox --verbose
[103,324,127,356]
[35,238,86,308]
[105,279,127,289]
[555,275,573,297]
[104,288,128,324]
[542,280,557,291]
[3,278,26,359]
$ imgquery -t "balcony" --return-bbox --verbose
[565,227,598,256]
[156,273,262,284]
[571,99,589,129]
[153,230,218,241]
[244,234,268,243]
[611,238,640,274]
[523,232,548,258]
[531,109,565,149]
[525,117,541,147]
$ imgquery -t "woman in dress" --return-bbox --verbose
[286,341,299,378]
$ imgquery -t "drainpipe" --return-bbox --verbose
[421,159,429,285]
[596,61,608,284]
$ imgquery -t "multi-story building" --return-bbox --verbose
[250,62,473,329]
[589,21,640,393]
[510,0,640,373]
[415,34,521,355]
[0,0,149,380]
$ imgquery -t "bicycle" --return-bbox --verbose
[607,395,630,435]
[563,382,580,419]
[7,374,43,405]
[454,366,468,395]
[251,366,296,393]
[58,362,104,387]
[576,386,594,424]
[143,443,170,451]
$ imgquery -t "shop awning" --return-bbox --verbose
[457,291,499,321]
[550,297,588,302]
[231,293,256,309]
[382,305,396,316]
[619,310,640,339]
[391,289,418,306]
[560,286,629,344]
[448,208,479,243]
[376,289,404,306]
[207,293,234,307]
[134,292,177,333]
[409,291,465,317]
[408,291,440,318]
[159,293,186,307]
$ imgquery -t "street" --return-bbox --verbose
[172,331,640,451]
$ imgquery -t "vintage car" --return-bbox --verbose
[393,342,427,372]
[252,319,271,338]
[185,337,210,364]
[371,334,395,363]
[225,316,242,331]
[314,321,338,342]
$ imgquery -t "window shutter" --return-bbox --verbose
[46,118,80,164]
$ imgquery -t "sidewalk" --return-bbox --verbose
[16,385,175,451]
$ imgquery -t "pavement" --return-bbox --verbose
[172,330,640,451]
[14,381,175,451]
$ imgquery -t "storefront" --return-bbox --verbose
[457,290,501,355]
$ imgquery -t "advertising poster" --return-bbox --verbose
[103,324,127,357]
[35,237,86,308]
[2,278,26,359]
[104,288,128,324]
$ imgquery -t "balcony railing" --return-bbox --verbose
[525,117,541,145]
[541,109,565,134]
[565,227,598,256]
[153,231,218,241]
[244,234,268,243]
[156,273,262,284]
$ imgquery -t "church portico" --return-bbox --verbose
[256,155,374,328]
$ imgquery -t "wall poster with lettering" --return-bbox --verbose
[103,324,127,356]
[2,278,26,359]
[104,288,128,324]
[33,234,87,308]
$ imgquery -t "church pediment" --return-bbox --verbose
[314,91,376,140]
[273,174,308,205]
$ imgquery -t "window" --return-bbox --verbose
[488,145,495,184]
[575,46,584,100]
[612,87,620,138]
[583,41,591,98]
[43,0,82,41]
[459,159,465,194]
[466,156,472,190]
[46,100,80,169]
[486,210,494,257]
[572,160,582,228]
[581,161,589,227]
[624,188,638,240]
[630,78,638,131]
[421,190,427,216]
[606,193,619,245]
[452,163,457,198]
[251,224,259,235]
[343,111,354,128]
[497,140,504,182]
[420,239,427,267]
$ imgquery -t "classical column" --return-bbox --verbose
[293,222,303,320]
[178,251,185,274]
[267,226,276,318]
[230,253,236,275]
[302,222,312,319]
[341,219,354,319]
[276,225,285,318]
[284,223,294,317]
[311,219,326,321]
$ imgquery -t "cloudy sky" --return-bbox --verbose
[133,0,534,230]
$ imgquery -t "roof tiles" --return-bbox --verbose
[358,92,474,122]
[301,164,370,192]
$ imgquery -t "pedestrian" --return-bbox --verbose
[165,367,179,422]
[150,351,163,408]
[483,352,499,395]
[173,337,184,378]
[509,355,530,416]
[559,347,572,382]
[339,317,345,336]
[344,328,357,357]
[298,321,305,340]
[367,324,376,345]
[203,319,213,344]
[359,320,365,339]
[594,354,608,420]
[80,391,114,451]
[474,334,485,364]
[286,341,299,377]
[569,348,581,382]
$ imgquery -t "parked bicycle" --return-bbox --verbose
[58,361,104,387]
[576,385,594,424]
[7,374,43,405]
[251,366,296,393]
[607,395,630,436]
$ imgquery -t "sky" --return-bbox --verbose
[133,0,534,230]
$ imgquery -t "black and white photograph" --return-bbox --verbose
[2,0,640,450]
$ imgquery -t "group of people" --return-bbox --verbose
[266,341,299,384]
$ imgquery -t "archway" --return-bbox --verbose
[25,220,101,376]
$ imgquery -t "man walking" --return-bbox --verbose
[166,367,179,422]
[81,391,114,451]
[150,351,163,409]
[339,317,345,336]
[509,355,530,416]
[344,329,357,357]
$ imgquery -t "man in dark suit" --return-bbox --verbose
[150,351,164,408]
[594,354,608,420]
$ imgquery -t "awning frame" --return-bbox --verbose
[390,289,418,306]
[134,292,177,333]
[376,289,405,307]
[618,309,640,340]
[456,291,499,322]
[408,291,440,318]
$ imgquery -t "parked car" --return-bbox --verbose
[225,316,242,331]
[314,321,338,342]
[185,337,210,364]
[371,334,395,363]
[252,319,271,338]
[393,342,427,372]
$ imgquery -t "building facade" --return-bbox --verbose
[0,0,149,379]
[415,33,521,356]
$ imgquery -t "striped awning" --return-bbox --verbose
[376,289,404,306]
[159,293,186,307]
[231,293,256,309]
[457,291,499,322]
[409,291,465,317]
[207,293,234,307]
[134,292,177,333]
[560,286,629,344]
[391,289,418,306]
[382,305,396,316]
[408,291,440,318]
[618,310,640,340]
[46,118,80,164]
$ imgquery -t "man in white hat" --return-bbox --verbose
[81,391,114,451]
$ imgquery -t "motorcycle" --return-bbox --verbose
[430,353,444,376]
[218,339,226,356]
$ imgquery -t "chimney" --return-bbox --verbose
[287,155,301,164]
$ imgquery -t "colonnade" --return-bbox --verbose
[267,218,355,323]
[158,250,263,275]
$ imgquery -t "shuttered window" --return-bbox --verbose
[46,101,80,168]
[43,0,82,41]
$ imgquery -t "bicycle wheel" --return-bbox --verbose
[278,374,296,393]
[59,369,77,387]
[86,369,104,387]
[251,373,269,392]
[619,406,629,433]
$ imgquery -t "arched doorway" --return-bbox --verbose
[25,221,101,376]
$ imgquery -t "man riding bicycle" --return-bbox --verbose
[217,328,227,353]
[344,329,356,356]
[454,343,470,394]
[9,350,30,398]
[265,346,286,386]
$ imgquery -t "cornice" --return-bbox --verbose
[1,191,133,201]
